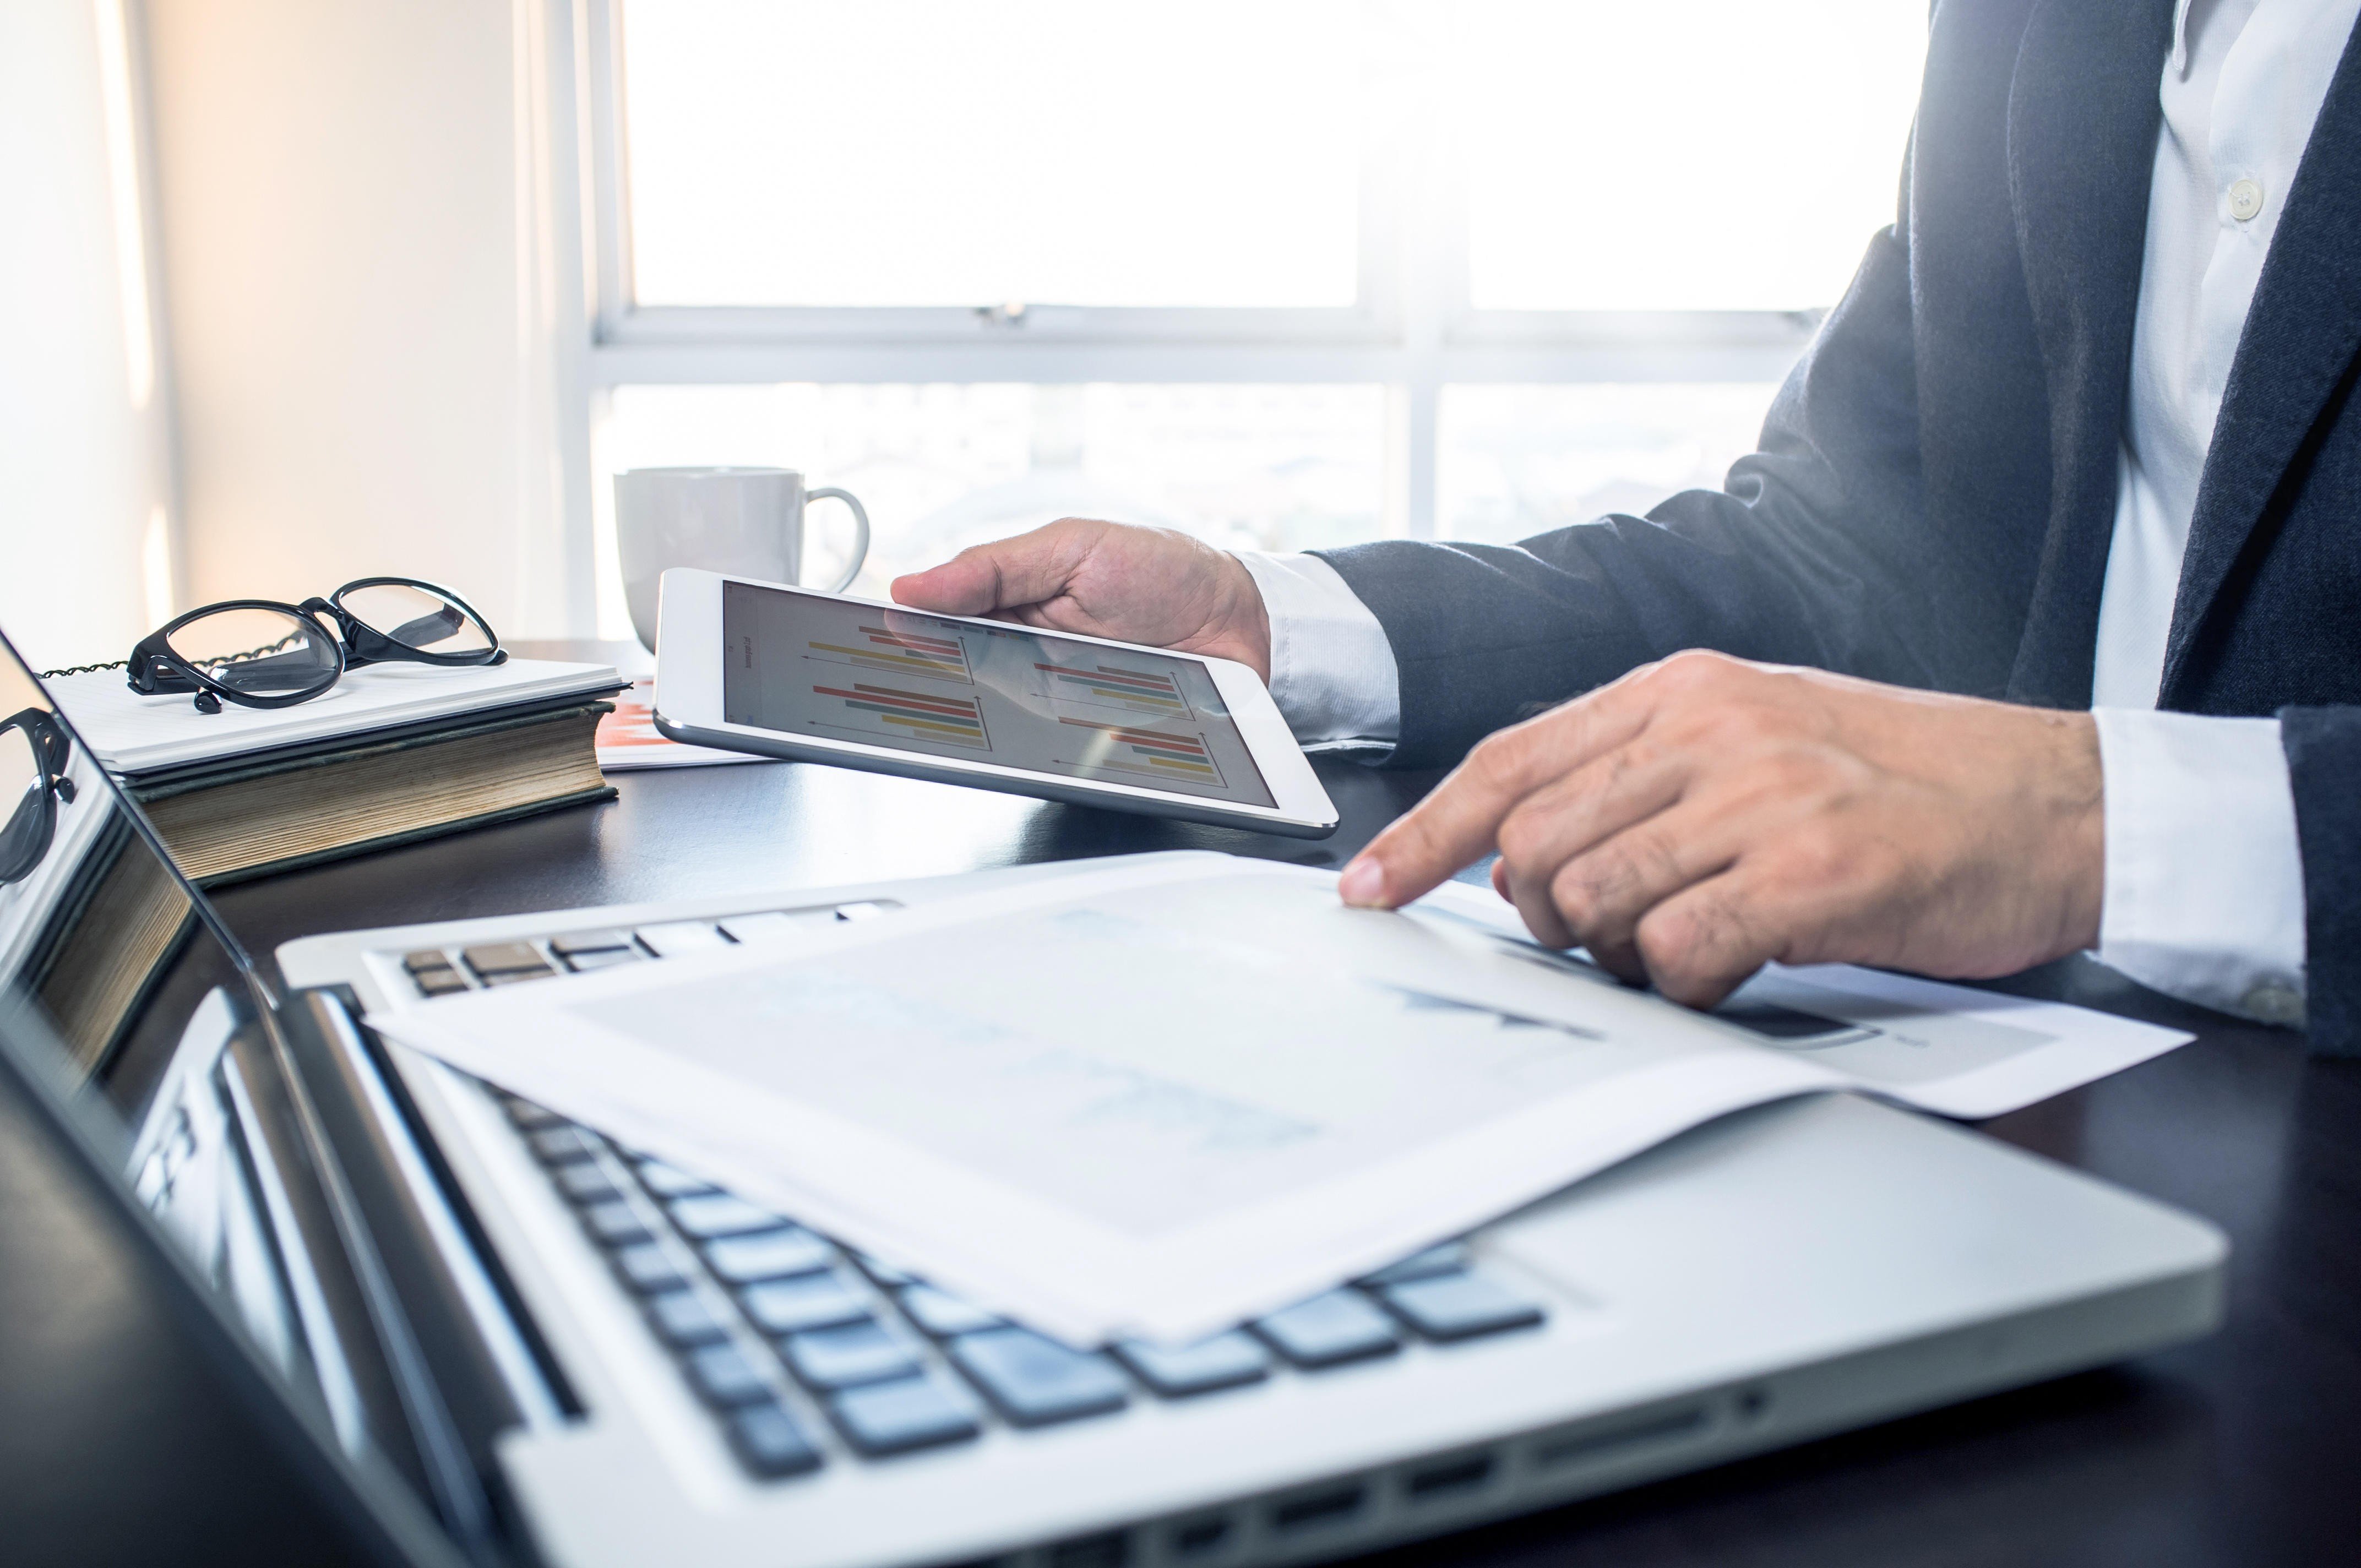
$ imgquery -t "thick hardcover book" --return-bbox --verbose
[125,698,617,886]
[47,660,625,887]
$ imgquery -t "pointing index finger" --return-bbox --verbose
[1337,676,1655,910]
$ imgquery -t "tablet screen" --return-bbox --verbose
[722,581,1279,808]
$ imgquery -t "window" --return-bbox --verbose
[585,1,1927,635]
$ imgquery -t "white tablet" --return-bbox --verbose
[652,569,1340,838]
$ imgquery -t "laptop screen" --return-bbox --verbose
[0,630,371,1447]
[0,631,464,1562]
[0,633,258,1125]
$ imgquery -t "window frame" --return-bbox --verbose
[578,0,1829,542]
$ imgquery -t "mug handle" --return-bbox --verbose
[803,488,871,594]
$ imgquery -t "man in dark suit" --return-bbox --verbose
[894,0,2361,1055]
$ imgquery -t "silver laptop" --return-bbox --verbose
[0,628,2226,1568]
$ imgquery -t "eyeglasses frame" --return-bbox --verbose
[0,706,77,886]
[126,577,505,714]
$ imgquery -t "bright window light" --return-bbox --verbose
[593,1,1931,603]
[620,0,1362,308]
[1456,1,1929,312]
[1440,384,1783,543]
[593,383,1384,638]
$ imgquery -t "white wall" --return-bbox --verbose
[143,0,589,641]
[0,0,179,672]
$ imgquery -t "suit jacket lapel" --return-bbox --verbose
[2159,16,2361,704]
[2003,0,2178,707]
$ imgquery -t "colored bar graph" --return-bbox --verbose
[1056,716,1223,786]
[813,683,991,749]
[1032,660,1194,719]
[807,623,973,683]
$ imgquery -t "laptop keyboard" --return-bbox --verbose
[395,906,1548,1483]
[396,898,903,998]
[498,1088,1546,1480]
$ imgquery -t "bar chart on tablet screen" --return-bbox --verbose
[1057,717,1228,788]
[807,624,975,683]
[810,683,993,749]
[1029,658,1196,720]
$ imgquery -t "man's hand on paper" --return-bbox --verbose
[1337,650,2106,1009]
[890,518,1273,682]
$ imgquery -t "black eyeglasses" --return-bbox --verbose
[126,577,505,714]
[1,706,75,885]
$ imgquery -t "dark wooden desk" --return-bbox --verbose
[9,721,2358,1565]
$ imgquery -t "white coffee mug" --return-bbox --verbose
[614,467,871,650]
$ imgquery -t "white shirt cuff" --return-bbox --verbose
[2092,708,2308,1025]
[1232,552,1401,752]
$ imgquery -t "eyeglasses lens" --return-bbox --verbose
[339,582,492,656]
[0,722,48,883]
[164,607,340,698]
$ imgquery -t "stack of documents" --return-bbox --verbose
[374,855,2190,1346]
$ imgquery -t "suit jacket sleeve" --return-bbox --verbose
[1311,178,2008,768]
[2281,710,2361,1054]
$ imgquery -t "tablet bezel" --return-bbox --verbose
[652,569,1341,839]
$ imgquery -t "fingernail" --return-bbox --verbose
[1337,858,1385,907]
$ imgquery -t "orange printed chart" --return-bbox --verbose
[595,680,773,770]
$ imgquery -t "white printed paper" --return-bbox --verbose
[374,858,1842,1343]
[373,857,2193,1344]
[1411,880,2194,1118]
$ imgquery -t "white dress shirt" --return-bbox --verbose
[1241,0,2358,1025]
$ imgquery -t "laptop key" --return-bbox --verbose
[1252,1291,1401,1369]
[611,1242,690,1295]
[739,1272,870,1335]
[634,1161,716,1199]
[717,910,831,945]
[562,948,641,973]
[412,967,470,997]
[669,1193,786,1239]
[705,1228,834,1284]
[526,1126,602,1166]
[897,1284,1002,1338]
[501,1096,565,1131]
[646,1288,733,1348]
[854,1253,917,1287]
[578,1199,653,1248]
[550,929,635,956]
[948,1327,1129,1427]
[1377,1271,1546,1343]
[402,949,455,973]
[635,921,732,957]
[463,941,548,977]
[1113,1331,1271,1397]
[553,1163,626,1204]
[726,1401,824,1479]
[781,1320,921,1390]
[686,1343,774,1408]
[1358,1243,1470,1288]
[830,1373,982,1457]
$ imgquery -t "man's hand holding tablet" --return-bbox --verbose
[650,554,1338,838]
[891,518,1276,682]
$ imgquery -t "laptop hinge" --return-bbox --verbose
[309,984,580,1424]
[271,987,539,1561]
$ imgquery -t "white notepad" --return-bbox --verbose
[48,658,623,773]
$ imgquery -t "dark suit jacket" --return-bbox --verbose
[1316,0,2361,1053]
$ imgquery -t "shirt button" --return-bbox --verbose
[2228,177,2265,221]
